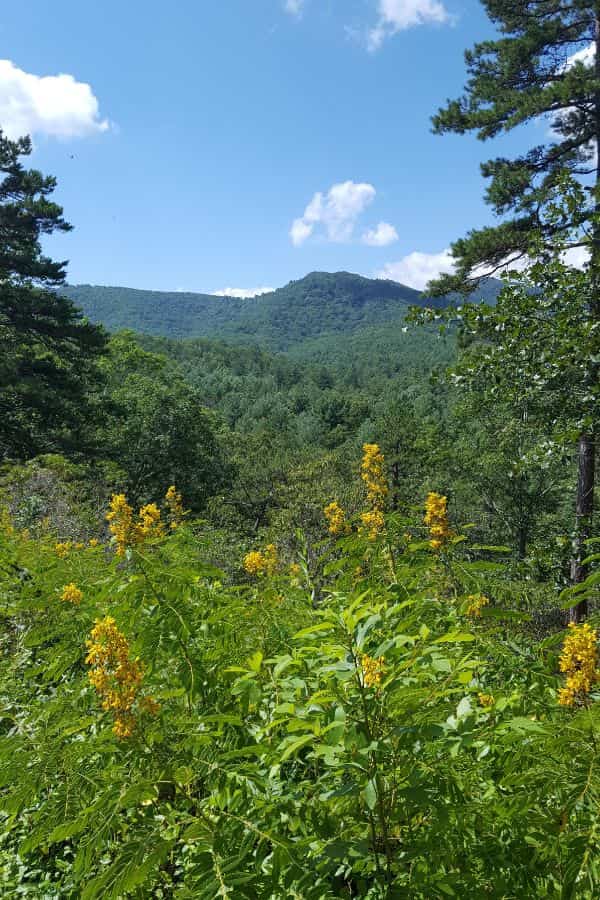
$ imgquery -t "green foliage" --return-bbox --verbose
[0,131,107,461]
[99,335,231,509]
[430,0,600,292]
[63,271,501,349]
[1,478,599,897]
[410,178,598,590]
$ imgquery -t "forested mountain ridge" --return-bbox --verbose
[63,270,502,349]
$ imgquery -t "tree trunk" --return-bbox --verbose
[569,7,600,621]
[390,441,401,511]
[517,526,527,561]
[569,434,595,623]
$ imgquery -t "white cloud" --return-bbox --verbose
[291,180,376,246]
[284,0,305,17]
[377,248,454,290]
[212,286,274,298]
[290,218,313,246]
[564,43,595,71]
[379,241,590,292]
[362,221,398,247]
[563,245,590,268]
[547,43,596,151]
[368,0,450,50]
[0,59,109,140]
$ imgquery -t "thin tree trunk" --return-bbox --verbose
[517,526,527,561]
[569,6,600,621]
[390,441,401,511]
[569,434,595,623]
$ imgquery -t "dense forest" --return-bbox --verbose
[2,0,600,896]
[62,272,503,348]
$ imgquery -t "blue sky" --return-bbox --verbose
[1,0,534,294]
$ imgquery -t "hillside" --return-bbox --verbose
[64,271,502,351]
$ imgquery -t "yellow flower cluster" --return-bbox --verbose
[105,495,135,556]
[55,541,72,558]
[165,485,186,529]
[465,593,490,618]
[54,541,86,559]
[478,693,495,708]
[60,583,83,605]
[106,494,164,556]
[361,653,385,689]
[424,492,453,551]
[359,443,387,541]
[324,500,349,535]
[85,616,158,738]
[558,622,599,707]
[0,508,15,536]
[137,503,163,539]
[243,543,278,576]
[361,443,388,509]
[360,509,385,542]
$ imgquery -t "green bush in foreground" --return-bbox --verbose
[0,452,599,898]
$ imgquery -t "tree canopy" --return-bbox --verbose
[431,0,600,290]
[0,132,107,461]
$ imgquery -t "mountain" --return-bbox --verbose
[64,271,503,352]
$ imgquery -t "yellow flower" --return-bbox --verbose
[243,550,264,575]
[358,444,387,540]
[85,617,156,739]
[361,444,388,510]
[478,693,495,708]
[55,541,73,558]
[113,715,136,739]
[136,503,164,540]
[361,653,385,689]
[165,485,186,529]
[88,538,99,548]
[106,494,164,556]
[558,622,599,707]
[60,583,83,605]
[243,543,278,576]
[0,508,15,536]
[106,494,135,556]
[360,509,385,541]
[324,500,349,535]
[465,594,490,618]
[424,492,453,550]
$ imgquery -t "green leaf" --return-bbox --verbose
[293,622,336,639]
[279,733,315,761]
[434,632,475,643]
[246,651,263,673]
[362,779,377,811]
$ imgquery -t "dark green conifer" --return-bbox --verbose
[431,0,600,290]
[431,2,600,612]
[0,132,107,460]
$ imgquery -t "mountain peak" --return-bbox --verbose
[64,270,501,349]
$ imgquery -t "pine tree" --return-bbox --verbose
[431,1,600,615]
[0,132,107,460]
